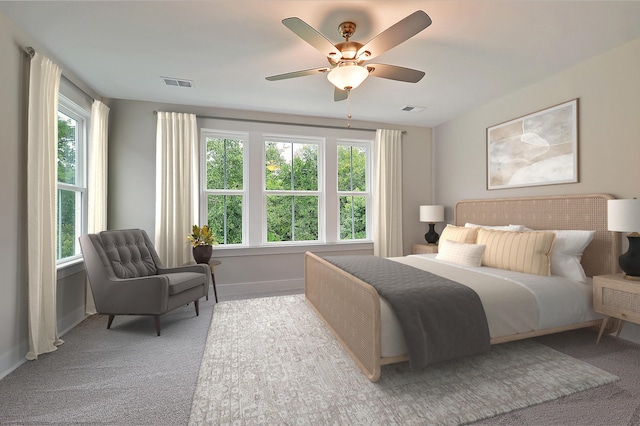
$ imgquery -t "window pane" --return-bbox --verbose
[206,137,243,190]
[266,195,318,242]
[58,112,77,185]
[265,141,317,191]
[294,196,319,241]
[207,194,242,245]
[293,144,318,191]
[57,189,82,259]
[265,141,290,190]
[340,195,367,240]
[338,145,366,191]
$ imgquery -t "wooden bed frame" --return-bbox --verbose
[304,194,621,382]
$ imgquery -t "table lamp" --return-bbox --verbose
[608,198,640,280]
[420,205,445,244]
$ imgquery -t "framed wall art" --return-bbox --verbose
[486,99,578,190]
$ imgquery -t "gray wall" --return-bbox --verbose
[432,36,640,342]
[107,99,433,297]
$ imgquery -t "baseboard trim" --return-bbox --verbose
[217,278,304,299]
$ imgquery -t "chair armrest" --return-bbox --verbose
[158,264,210,275]
[95,275,171,315]
[158,264,213,290]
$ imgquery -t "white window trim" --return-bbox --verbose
[200,129,249,246]
[262,134,324,245]
[336,139,373,242]
[56,94,89,267]
[198,120,374,251]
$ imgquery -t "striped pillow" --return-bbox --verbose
[438,225,478,245]
[477,228,556,276]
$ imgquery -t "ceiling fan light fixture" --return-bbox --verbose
[327,61,369,90]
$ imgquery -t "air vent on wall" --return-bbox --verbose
[401,105,427,113]
[161,77,194,88]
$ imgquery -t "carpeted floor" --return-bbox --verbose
[1,291,639,425]
[0,297,216,425]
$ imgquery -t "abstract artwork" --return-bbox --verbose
[487,99,578,190]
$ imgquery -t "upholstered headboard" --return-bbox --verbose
[454,193,621,278]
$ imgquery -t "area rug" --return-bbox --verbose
[189,295,618,426]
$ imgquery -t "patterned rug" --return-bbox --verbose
[189,295,618,426]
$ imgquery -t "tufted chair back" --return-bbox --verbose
[98,229,160,278]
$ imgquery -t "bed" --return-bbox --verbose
[304,194,621,382]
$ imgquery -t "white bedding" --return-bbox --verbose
[379,254,601,357]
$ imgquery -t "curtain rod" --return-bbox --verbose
[24,46,95,103]
[153,111,406,134]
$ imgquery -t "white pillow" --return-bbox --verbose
[465,223,525,231]
[518,227,595,282]
[436,239,486,267]
[545,230,595,283]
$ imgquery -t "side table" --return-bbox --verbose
[593,274,640,344]
[412,243,438,254]
[208,259,221,303]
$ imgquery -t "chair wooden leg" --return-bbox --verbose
[194,299,200,316]
[107,315,115,329]
[154,315,161,336]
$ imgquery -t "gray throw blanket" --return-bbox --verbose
[323,255,490,369]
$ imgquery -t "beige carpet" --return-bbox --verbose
[189,295,619,425]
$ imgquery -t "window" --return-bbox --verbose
[265,138,320,243]
[337,143,369,240]
[200,123,372,248]
[202,132,246,245]
[57,96,88,263]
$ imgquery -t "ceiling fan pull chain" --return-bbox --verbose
[347,88,352,128]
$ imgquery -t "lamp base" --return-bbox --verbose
[620,235,640,281]
[424,223,440,244]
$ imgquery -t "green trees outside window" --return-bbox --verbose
[201,128,371,247]
[205,136,244,244]
[265,141,319,242]
[338,145,367,240]
[57,111,82,260]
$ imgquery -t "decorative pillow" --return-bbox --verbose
[476,228,556,276]
[439,225,478,245]
[465,223,525,231]
[544,230,595,283]
[436,239,486,267]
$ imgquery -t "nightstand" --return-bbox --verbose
[593,274,640,344]
[412,243,438,254]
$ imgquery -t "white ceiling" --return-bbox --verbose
[2,1,640,127]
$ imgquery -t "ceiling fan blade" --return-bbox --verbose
[282,17,342,60]
[366,63,425,83]
[334,88,348,102]
[266,67,330,81]
[357,10,432,61]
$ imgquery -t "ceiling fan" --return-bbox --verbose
[266,10,432,102]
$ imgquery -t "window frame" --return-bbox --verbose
[199,129,249,246]
[56,94,89,266]
[262,134,324,245]
[336,139,373,241]
[198,121,374,251]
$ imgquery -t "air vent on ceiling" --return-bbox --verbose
[161,77,194,88]
[401,105,427,113]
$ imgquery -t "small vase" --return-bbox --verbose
[192,245,213,264]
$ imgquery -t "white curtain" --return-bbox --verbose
[155,112,199,266]
[26,53,64,360]
[85,100,110,314]
[374,129,404,258]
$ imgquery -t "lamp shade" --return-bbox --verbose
[327,62,369,90]
[420,205,444,223]
[608,199,640,233]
